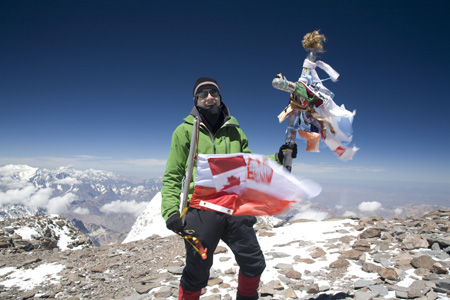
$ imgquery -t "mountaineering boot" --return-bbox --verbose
[178,284,201,300]
[236,271,260,300]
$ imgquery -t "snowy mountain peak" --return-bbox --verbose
[122,192,172,243]
[0,165,38,183]
[39,165,119,182]
[0,164,119,186]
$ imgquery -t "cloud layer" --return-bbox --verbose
[0,156,167,178]
[0,184,77,215]
[100,200,148,217]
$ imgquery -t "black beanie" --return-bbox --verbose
[193,77,220,96]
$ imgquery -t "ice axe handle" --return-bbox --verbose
[180,117,199,226]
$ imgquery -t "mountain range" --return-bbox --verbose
[0,164,161,245]
[1,164,448,247]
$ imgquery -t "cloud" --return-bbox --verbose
[76,155,112,160]
[342,210,358,217]
[394,208,403,215]
[0,156,166,168]
[292,162,385,175]
[54,177,82,185]
[125,159,167,167]
[100,200,148,217]
[0,182,77,215]
[73,207,90,215]
[0,185,37,205]
[291,203,329,221]
[47,193,78,215]
[29,187,54,208]
[358,201,382,212]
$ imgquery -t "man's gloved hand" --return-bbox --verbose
[166,212,184,234]
[278,143,298,164]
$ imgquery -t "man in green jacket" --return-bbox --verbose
[161,77,296,300]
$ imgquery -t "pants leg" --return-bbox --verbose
[221,215,266,277]
[180,209,225,292]
[222,215,265,299]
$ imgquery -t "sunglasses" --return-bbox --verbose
[196,89,220,99]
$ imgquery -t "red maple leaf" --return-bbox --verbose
[223,175,240,189]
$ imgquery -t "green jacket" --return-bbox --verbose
[161,108,279,222]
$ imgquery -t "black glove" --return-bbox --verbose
[166,212,184,233]
[278,143,298,163]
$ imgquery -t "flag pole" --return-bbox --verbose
[272,31,325,172]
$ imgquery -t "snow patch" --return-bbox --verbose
[0,263,65,290]
[14,226,39,240]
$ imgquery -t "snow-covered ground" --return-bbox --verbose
[123,193,450,299]
[1,192,448,299]
[0,263,64,292]
[161,218,375,299]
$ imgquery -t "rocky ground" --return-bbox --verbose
[0,215,93,253]
[0,210,449,300]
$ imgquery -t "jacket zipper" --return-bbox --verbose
[200,122,228,154]
[200,123,216,153]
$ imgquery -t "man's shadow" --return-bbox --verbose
[307,292,352,300]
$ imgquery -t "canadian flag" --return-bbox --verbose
[189,153,321,216]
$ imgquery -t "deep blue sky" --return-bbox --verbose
[1,1,449,206]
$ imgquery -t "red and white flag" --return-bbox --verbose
[189,153,321,216]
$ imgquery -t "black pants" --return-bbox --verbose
[180,208,266,291]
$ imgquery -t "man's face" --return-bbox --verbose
[195,88,221,109]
